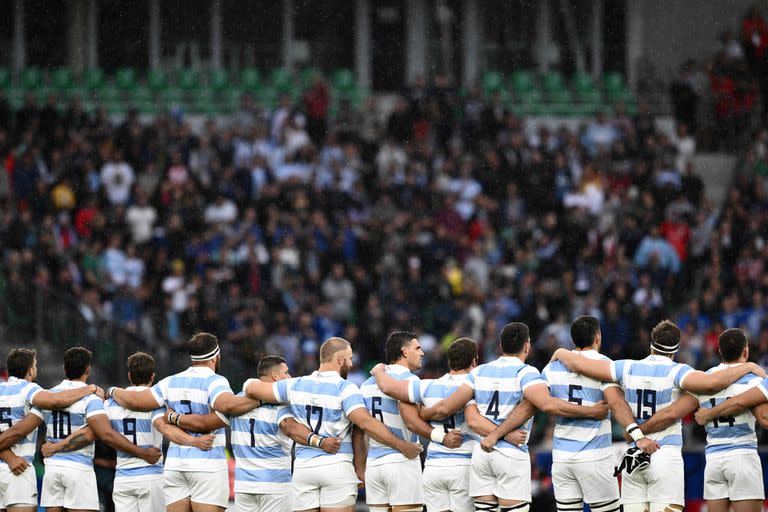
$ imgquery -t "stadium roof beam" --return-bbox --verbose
[211,0,223,69]
[149,0,161,69]
[462,0,480,86]
[12,0,25,73]
[406,0,428,85]
[355,0,372,89]
[591,0,603,81]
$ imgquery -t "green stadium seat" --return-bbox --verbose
[0,68,10,89]
[572,72,596,93]
[115,68,137,90]
[176,69,200,90]
[541,71,565,92]
[222,87,244,107]
[482,71,504,93]
[577,89,602,103]
[105,100,127,115]
[547,88,573,103]
[83,68,106,90]
[269,68,292,91]
[332,69,355,91]
[603,72,626,93]
[516,88,543,104]
[208,69,229,91]
[146,69,168,91]
[21,68,42,90]
[134,100,161,115]
[62,86,89,102]
[159,88,184,108]
[95,87,123,105]
[130,86,153,102]
[51,68,74,90]
[301,67,322,88]
[256,86,278,108]
[509,71,536,93]
[240,68,261,91]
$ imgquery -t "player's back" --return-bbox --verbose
[361,364,419,465]
[105,386,164,479]
[416,373,475,465]
[150,366,231,471]
[698,365,762,458]
[231,390,293,493]
[543,351,615,462]
[44,380,103,468]
[611,354,692,447]
[466,356,541,460]
[272,370,365,468]
[0,377,43,464]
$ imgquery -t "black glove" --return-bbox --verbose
[614,446,651,477]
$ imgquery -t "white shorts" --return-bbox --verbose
[235,492,292,512]
[469,446,531,502]
[704,452,765,501]
[552,458,619,504]
[293,462,359,511]
[365,459,424,506]
[163,469,230,508]
[40,465,100,510]
[423,464,473,512]
[0,464,38,508]
[113,477,165,512]
[620,447,684,506]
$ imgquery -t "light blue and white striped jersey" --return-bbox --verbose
[105,386,164,480]
[44,380,105,469]
[0,377,44,464]
[150,366,233,472]
[610,355,694,448]
[273,370,365,468]
[465,356,544,460]
[361,364,419,466]
[543,350,618,462]
[409,372,476,466]
[698,364,762,459]
[231,385,293,494]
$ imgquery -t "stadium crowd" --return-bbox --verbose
[0,67,762,390]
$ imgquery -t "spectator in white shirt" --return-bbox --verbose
[204,194,238,228]
[125,189,157,244]
[100,151,135,205]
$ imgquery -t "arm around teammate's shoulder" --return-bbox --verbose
[419,383,474,421]
[32,384,98,410]
[639,392,698,434]
[682,363,765,394]
[370,364,412,402]
[153,417,216,451]
[696,385,768,425]
[243,378,281,404]
[550,349,614,382]
[523,382,608,418]
[111,387,161,411]
[750,401,768,429]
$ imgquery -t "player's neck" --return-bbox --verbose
[722,358,747,365]
[317,363,339,374]
[392,359,415,371]
[68,375,88,383]
[573,345,598,352]
[191,361,216,371]
[500,352,523,359]
[448,369,470,375]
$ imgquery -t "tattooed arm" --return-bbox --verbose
[41,426,97,458]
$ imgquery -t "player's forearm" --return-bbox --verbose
[46,429,95,455]
[352,427,367,474]
[605,391,636,428]
[97,429,146,458]
[470,413,504,437]
[399,403,433,438]
[178,412,227,432]
[213,395,260,416]
[155,421,204,447]
[751,403,768,429]
[0,448,18,463]
[359,415,408,451]
[708,395,752,419]
[280,419,314,446]
[34,386,95,409]
[540,397,592,417]
[111,388,158,411]
[244,381,279,403]
[0,426,26,451]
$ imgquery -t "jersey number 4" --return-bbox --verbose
[486,391,501,421]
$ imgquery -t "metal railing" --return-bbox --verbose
[0,281,156,388]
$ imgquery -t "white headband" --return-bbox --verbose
[651,341,679,354]
[190,345,220,362]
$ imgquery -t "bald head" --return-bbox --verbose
[319,337,350,363]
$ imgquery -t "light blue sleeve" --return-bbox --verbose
[85,396,105,418]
